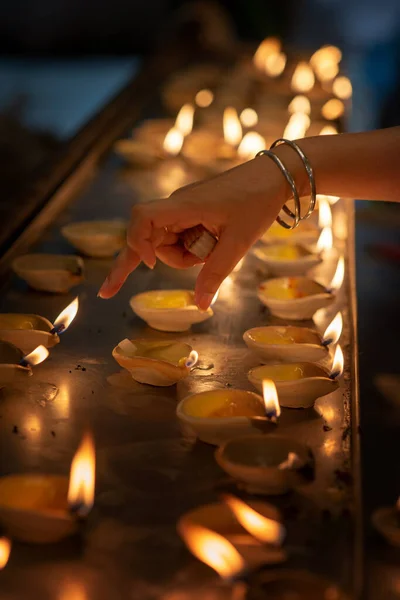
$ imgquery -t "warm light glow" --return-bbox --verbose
[223,494,285,545]
[195,89,214,108]
[233,257,245,272]
[291,62,315,93]
[237,132,266,159]
[321,99,345,120]
[179,523,245,580]
[53,297,79,333]
[58,581,88,600]
[318,196,333,228]
[330,256,345,291]
[211,289,219,306]
[331,344,344,377]
[323,312,343,345]
[310,46,342,82]
[278,452,302,470]
[163,127,184,156]
[283,113,310,140]
[262,379,281,419]
[0,537,11,570]
[24,414,42,438]
[288,95,311,115]
[175,104,195,137]
[327,195,340,205]
[332,76,352,99]
[68,431,96,517]
[319,124,338,135]
[311,45,342,67]
[264,52,287,77]
[22,345,49,367]
[240,108,258,128]
[253,37,281,70]
[185,350,199,369]
[223,107,242,146]
[316,227,333,252]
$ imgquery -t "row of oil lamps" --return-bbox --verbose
[0,39,396,600]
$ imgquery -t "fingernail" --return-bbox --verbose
[197,293,214,310]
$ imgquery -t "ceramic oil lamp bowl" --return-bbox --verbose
[0,314,59,354]
[112,338,195,387]
[134,118,174,144]
[0,474,77,544]
[12,254,84,294]
[371,502,400,547]
[178,499,286,568]
[130,290,213,332]
[0,341,31,387]
[215,435,314,495]
[248,363,338,409]
[261,217,319,246]
[243,325,329,364]
[61,220,126,258]
[253,243,321,276]
[182,130,238,172]
[176,389,277,446]
[114,138,164,168]
[253,569,349,599]
[258,277,333,320]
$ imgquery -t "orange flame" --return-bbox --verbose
[310,46,342,82]
[264,52,287,77]
[316,227,333,252]
[323,312,343,345]
[163,127,184,156]
[283,113,310,140]
[68,431,96,517]
[263,379,281,419]
[330,256,345,291]
[179,522,245,580]
[253,37,281,70]
[223,107,242,147]
[331,344,344,377]
[322,99,345,121]
[175,104,195,137]
[332,76,352,100]
[240,108,258,128]
[319,124,338,135]
[237,132,266,160]
[22,345,49,366]
[318,196,333,228]
[288,95,311,115]
[195,89,214,108]
[53,297,79,333]
[0,537,11,570]
[185,350,199,369]
[291,62,315,93]
[223,494,285,545]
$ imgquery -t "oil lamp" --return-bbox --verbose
[12,254,84,294]
[0,537,11,569]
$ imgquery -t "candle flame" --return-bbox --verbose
[330,256,345,291]
[223,494,285,545]
[319,124,338,135]
[322,99,345,121]
[68,431,96,517]
[253,37,281,70]
[278,452,302,470]
[288,95,311,115]
[310,46,342,82]
[283,113,310,140]
[316,227,333,252]
[262,379,281,419]
[175,104,195,137]
[53,297,79,333]
[0,537,11,570]
[185,350,199,369]
[179,522,245,580]
[264,52,287,77]
[323,312,343,345]
[318,196,333,228]
[163,127,184,156]
[223,107,242,147]
[237,131,266,160]
[195,89,214,108]
[240,108,258,128]
[22,345,49,367]
[332,76,352,100]
[331,344,344,378]
[291,62,315,93]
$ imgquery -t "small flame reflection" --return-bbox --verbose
[185,350,199,369]
[318,196,333,228]
[22,345,49,367]
[53,297,79,333]
[283,113,310,140]
[179,523,245,580]
[291,62,315,93]
[0,537,11,569]
[238,132,266,159]
[240,108,258,128]
[263,379,281,419]
[163,128,184,156]
[278,452,302,470]
[68,431,96,517]
[264,52,287,77]
[323,312,343,345]
[322,99,345,121]
[319,124,338,135]
[223,494,285,545]
[331,344,344,378]
[332,76,352,100]
[288,95,311,115]
[195,89,214,108]
[330,256,345,291]
[175,104,194,137]
[223,107,242,147]
[317,227,333,252]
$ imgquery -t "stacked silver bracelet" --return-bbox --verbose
[256,138,317,230]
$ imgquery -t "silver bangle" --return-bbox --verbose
[270,138,317,220]
[256,149,301,229]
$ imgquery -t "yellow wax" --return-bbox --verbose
[0,315,45,331]
[208,400,265,418]
[138,290,194,309]
[249,329,295,345]
[0,475,69,513]
[259,278,319,300]
[140,344,187,365]
[184,390,265,419]
[259,245,308,261]
[253,363,324,381]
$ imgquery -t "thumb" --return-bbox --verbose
[194,228,249,310]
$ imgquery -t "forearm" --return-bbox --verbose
[269,126,400,202]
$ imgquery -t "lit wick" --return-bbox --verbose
[50,297,79,335]
[262,379,281,422]
[19,345,49,368]
[330,344,344,380]
[321,312,343,346]
[185,350,199,369]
